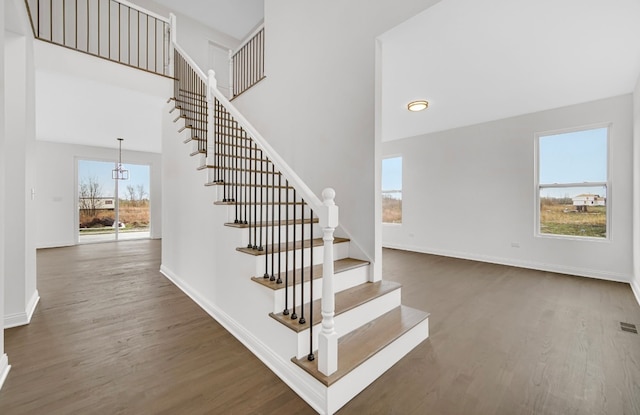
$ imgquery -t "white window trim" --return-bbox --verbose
[382,154,403,226]
[533,122,612,241]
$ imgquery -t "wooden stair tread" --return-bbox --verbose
[236,237,349,256]
[225,218,318,228]
[292,305,429,386]
[251,258,369,290]
[269,280,400,333]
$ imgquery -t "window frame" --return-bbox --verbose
[381,155,403,225]
[533,123,612,241]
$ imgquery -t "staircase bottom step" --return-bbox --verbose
[292,305,429,387]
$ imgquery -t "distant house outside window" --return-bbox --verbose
[382,156,402,224]
[536,125,609,238]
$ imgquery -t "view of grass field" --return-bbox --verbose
[540,198,606,238]
[382,195,402,224]
[79,201,150,235]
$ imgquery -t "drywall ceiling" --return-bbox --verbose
[380,0,640,141]
[153,0,264,40]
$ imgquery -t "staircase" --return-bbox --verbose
[167,38,430,414]
[22,0,430,411]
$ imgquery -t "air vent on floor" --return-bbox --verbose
[620,322,638,334]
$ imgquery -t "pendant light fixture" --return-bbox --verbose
[112,138,130,180]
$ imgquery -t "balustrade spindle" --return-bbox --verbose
[276,172,282,284]
[299,200,306,325]
[308,208,315,361]
[283,179,290,316]
[270,162,276,281]
[291,189,297,321]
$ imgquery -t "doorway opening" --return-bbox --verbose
[78,159,151,243]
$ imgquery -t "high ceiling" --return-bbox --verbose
[153,0,264,40]
[380,0,640,141]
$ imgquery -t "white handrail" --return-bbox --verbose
[172,33,338,376]
[114,0,170,24]
[173,43,207,82]
[232,22,265,57]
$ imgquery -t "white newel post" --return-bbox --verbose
[228,49,234,99]
[206,69,217,168]
[318,188,339,376]
[168,13,177,77]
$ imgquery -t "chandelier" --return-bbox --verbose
[112,138,130,180]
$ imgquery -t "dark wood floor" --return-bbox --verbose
[0,241,639,414]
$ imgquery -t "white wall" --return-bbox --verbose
[231,0,439,269]
[129,0,239,72]
[382,95,634,282]
[36,141,162,248]
[633,76,640,303]
[0,0,9,389]
[4,0,38,330]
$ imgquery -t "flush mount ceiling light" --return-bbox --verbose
[407,100,429,112]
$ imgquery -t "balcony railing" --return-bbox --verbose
[24,0,171,76]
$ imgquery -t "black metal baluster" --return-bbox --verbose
[252,143,258,249]
[263,156,269,278]
[291,189,297,321]
[243,133,248,224]
[308,209,315,361]
[283,179,289,315]
[299,200,306,325]
[277,172,282,284]
[270,162,276,281]
[258,150,264,251]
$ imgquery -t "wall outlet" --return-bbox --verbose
[511,242,520,248]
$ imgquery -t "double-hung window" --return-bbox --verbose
[535,125,609,239]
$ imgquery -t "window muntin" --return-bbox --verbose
[382,156,402,224]
[536,126,609,239]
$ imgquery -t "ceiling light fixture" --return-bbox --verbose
[112,138,130,180]
[407,100,429,112]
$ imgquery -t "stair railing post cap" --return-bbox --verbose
[322,188,336,205]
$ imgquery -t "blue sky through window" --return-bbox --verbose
[78,160,150,198]
[382,156,402,192]
[539,127,607,184]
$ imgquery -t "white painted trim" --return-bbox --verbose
[114,0,170,23]
[159,264,328,414]
[631,278,640,307]
[4,290,40,329]
[533,123,613,241]
[383,243,631,283]
[0,354,10,391]
[232,22,265,56]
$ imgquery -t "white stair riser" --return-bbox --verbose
[254,242,350,276]
[326,317,429,414]
[294,288,402,359]
[236,223,322,249]
[270,265,369,314]
[216,199,314,222]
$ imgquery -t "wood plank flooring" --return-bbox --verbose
[1,242,639,414]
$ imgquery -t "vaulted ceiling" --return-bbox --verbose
[380,0,640,141]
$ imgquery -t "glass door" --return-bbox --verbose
[78,160,151,243]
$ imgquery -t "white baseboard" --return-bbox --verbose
[383,243,630,284]
[0,354,10,391]
[159,264,328,414]
[631,278,640,307]
[4,290,40,329]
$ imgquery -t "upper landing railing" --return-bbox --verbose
[230,24,265,99]
[24,0,171,76]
